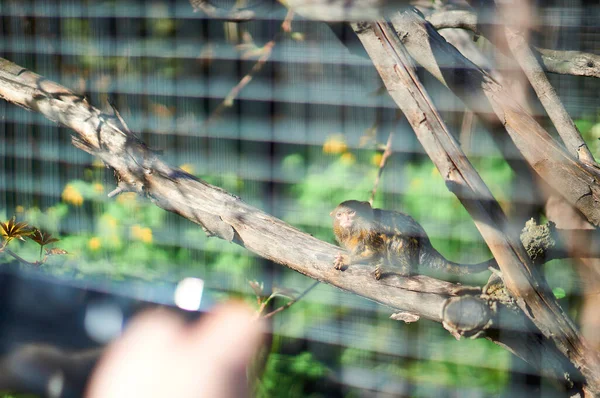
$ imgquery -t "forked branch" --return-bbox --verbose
[352,20,599,394]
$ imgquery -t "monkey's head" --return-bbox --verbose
[330,200,373,230]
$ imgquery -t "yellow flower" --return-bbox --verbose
[371,153,383,167]
[88,237,101,251]
[131,225,153,244]
[340,152,356,165]
[15,205,24,213]
[323,135,348,155]
[62,184,84,206]
[180,163,195,174]
[93,183,104,194]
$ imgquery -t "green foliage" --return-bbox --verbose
[1,394,39,398]
[340,336,510,395]
[256,351,329,398]
[1,170,253,282]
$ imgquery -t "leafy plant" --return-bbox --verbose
[0,217,66,266]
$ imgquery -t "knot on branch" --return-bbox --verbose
[441,295,494,339]
[520,218,557,265]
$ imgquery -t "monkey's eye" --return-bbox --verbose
[336,212,342,218]
[348,210,356,216]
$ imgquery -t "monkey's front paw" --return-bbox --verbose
[333,253,347,271]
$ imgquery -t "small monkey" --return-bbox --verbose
[331,200,495,279]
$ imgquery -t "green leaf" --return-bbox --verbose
[553,287,566,299]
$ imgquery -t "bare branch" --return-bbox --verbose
[202,39,276,129]
[485,0,597,164]
[352,20,595,393]
[426,9,600,79]
[390,11,600,227]
[262,281,319,319]
[507,29,596,163]
[535,47,600,79]
[0,56,469,323]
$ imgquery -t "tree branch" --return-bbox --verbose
[425,9,600,79]
[474,0,597,165]
[390,11,600,228]
[352,20,595,394]
[0,57,468,322]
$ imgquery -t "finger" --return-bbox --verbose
[184,302,265,397]
[86,309,185,397]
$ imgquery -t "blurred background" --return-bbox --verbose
[0,0,598,396]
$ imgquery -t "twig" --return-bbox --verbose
[202,9,297,129]
[201,39,275,130]
[368,131,394,206]
[2,248,40,267]
[281,9,295,33]
[262,281,319,319]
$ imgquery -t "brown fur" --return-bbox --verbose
[331,200,494,279]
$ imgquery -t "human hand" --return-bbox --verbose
[86,303,264,398]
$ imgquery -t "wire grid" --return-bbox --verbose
[0,0,598,396]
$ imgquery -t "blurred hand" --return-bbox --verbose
[86,303,263,398]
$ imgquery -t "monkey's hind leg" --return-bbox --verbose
[384,249,414,279]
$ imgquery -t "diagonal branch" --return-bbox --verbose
[504,27,596,164]
[466,0,597,165]
[0,57,464,321]
[390,10,600,228]
[352,20,599,394]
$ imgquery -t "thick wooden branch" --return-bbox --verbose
[425,9,600,79]
[504,27,595,164]
[390,11,600,228]
[0,57,468,322]
[464,0,597,165]
[352,20,596,394]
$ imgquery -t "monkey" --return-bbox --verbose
[331,200,496,279]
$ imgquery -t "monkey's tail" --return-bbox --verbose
[422,248,498,275]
